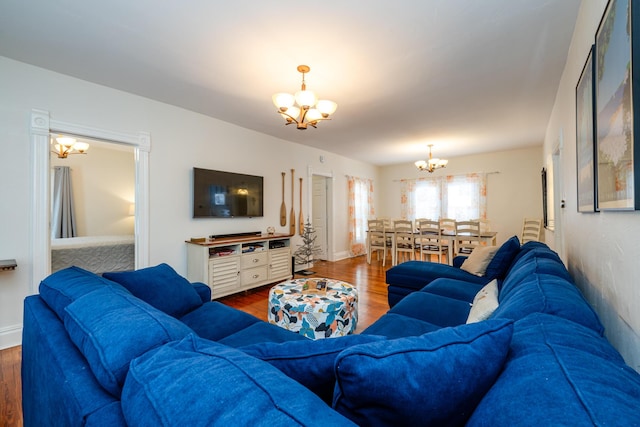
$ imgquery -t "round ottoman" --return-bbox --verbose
[268,278,358,339]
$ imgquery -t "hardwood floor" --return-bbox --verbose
[0,254,392,427]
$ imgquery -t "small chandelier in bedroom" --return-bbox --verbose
[272,65,338,130]
[52,137,90,159]
[415,144,448,173]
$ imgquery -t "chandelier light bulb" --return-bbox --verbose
[273,93,295,111]
[316,100,338,117]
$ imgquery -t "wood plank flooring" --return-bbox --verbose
[0,254,392,427]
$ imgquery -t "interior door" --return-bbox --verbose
[312,175,328,260]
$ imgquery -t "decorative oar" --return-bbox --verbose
[299,177,304,235]
[290,169,296,235]
[280,172,286,226]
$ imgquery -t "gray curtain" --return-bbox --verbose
[51,166,77,239]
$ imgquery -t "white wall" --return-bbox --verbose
[379,146,543,245]
[51,144,135,236]
[543,0,640,371]
[0,56,377,349]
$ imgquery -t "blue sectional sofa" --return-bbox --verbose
[22,242,640,426]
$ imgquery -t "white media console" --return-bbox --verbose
[186,233,292,299]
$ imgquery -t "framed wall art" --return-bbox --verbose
[576,45,597,212]
[594,0,640,210]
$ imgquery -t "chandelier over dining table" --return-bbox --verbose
[272,65,338,130]
[415,144,448,173]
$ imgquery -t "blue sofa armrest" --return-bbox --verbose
[452,256,467,268]
[192,282,211,303]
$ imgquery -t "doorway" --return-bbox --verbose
[311,173,333,261]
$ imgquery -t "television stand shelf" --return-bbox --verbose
[186,233,292,300]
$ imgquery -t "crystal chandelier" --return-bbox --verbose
[272,65,337,130]
[51,137,90,159]
[415,144,448,173]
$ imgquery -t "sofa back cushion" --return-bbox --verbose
[333,319,514,426]
[39,266,126,320]
[467,314,640,426]
[492,273,604,334]
[64,286,194,397]
[103,263,202,318]
[122,335,356,426]
[484,235,520,280]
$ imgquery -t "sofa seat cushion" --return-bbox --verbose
[389,291,471,327]
[179,301,261,341]
[122,334,356,426]
[484,235,520,280]
[333,318,514,426]
[217,321,307,347]
[467,313,640,426]
[64,286,194,397]
[39,266,127,320]
[361,313,442,338]
[420,278,484,302]
[103,263,202,318]
[240,334,384,404]
[492,273,604,334]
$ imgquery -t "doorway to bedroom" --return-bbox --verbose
[49,134,136,274]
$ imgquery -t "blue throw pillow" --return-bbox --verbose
[240,334,384,403]
[103,263,202,318]
[333,318,514,426]
[64,286,193,397]
[121,335,357,426]
[484,235,520,280]
[39,266,127,320]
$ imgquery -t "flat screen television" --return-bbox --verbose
[193,167,264,218]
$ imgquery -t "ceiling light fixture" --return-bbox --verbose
[272,65,337,130]
[415,144,448,173]
[52,136,89,159]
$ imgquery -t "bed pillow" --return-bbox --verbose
[460,245,500,276]
[103,263,202,318]
[333,318,514,427]
[467,279,499,323]
[63,285,193,397]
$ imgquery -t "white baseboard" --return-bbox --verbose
[333,251,351,261]
[0,324,22,350]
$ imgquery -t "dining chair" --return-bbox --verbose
[521,218,542,244]
[393,219,415,265]
[454,220,481,257]
[367,219,389,266]
[415,219,449,264]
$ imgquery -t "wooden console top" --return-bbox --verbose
[186,233,292,247]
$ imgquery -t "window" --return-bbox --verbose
[401,173,486,221]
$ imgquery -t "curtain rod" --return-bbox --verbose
[392,171,500,182]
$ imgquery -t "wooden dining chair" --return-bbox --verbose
[454,220,481,257]
[415,219,449,264]
[521,218,542,244]
[367,219,389,266]
[393,219,415,265]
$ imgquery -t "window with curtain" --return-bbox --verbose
[347,176,374,256]
[400,173,487,221]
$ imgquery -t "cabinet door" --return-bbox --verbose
[209,256,240,298]
[269,248,292,280]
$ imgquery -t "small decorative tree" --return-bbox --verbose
[294,219,322,275]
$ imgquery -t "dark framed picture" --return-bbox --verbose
[594,0,640,210]
[576,45,597,212]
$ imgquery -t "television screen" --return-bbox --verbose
[193,167,264,218]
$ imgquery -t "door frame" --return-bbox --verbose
[30,109,150,293]
[307,166,334,261]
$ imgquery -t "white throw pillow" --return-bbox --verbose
[466,279,499,324]
[460,245,500,276]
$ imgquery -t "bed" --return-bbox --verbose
[51,235,135,274]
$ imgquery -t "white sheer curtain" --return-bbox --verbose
[51,166,77,239]
[347,176,374,256]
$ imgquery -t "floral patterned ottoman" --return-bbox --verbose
[268,278,358,339]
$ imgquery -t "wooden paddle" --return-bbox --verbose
[290,169,296,235]
[299,177,304,235]
[280,172,286,226]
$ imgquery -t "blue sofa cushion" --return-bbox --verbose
[421,278,484,302]
[333,318,514,426]
[39,266,126,320]
[103,263,202,318]
[468,313,640,426]
[217,321,308,347]
[361,313,441,339]
[492,273,604,334]
[386,260,488,292]
[179,301,261,341]
[484,235,520,280]
[240,334,384,404]
[122,334,356,426]
[63,286,193,397]
[389,291,471,327]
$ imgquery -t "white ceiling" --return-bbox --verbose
[0,0,581,165]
